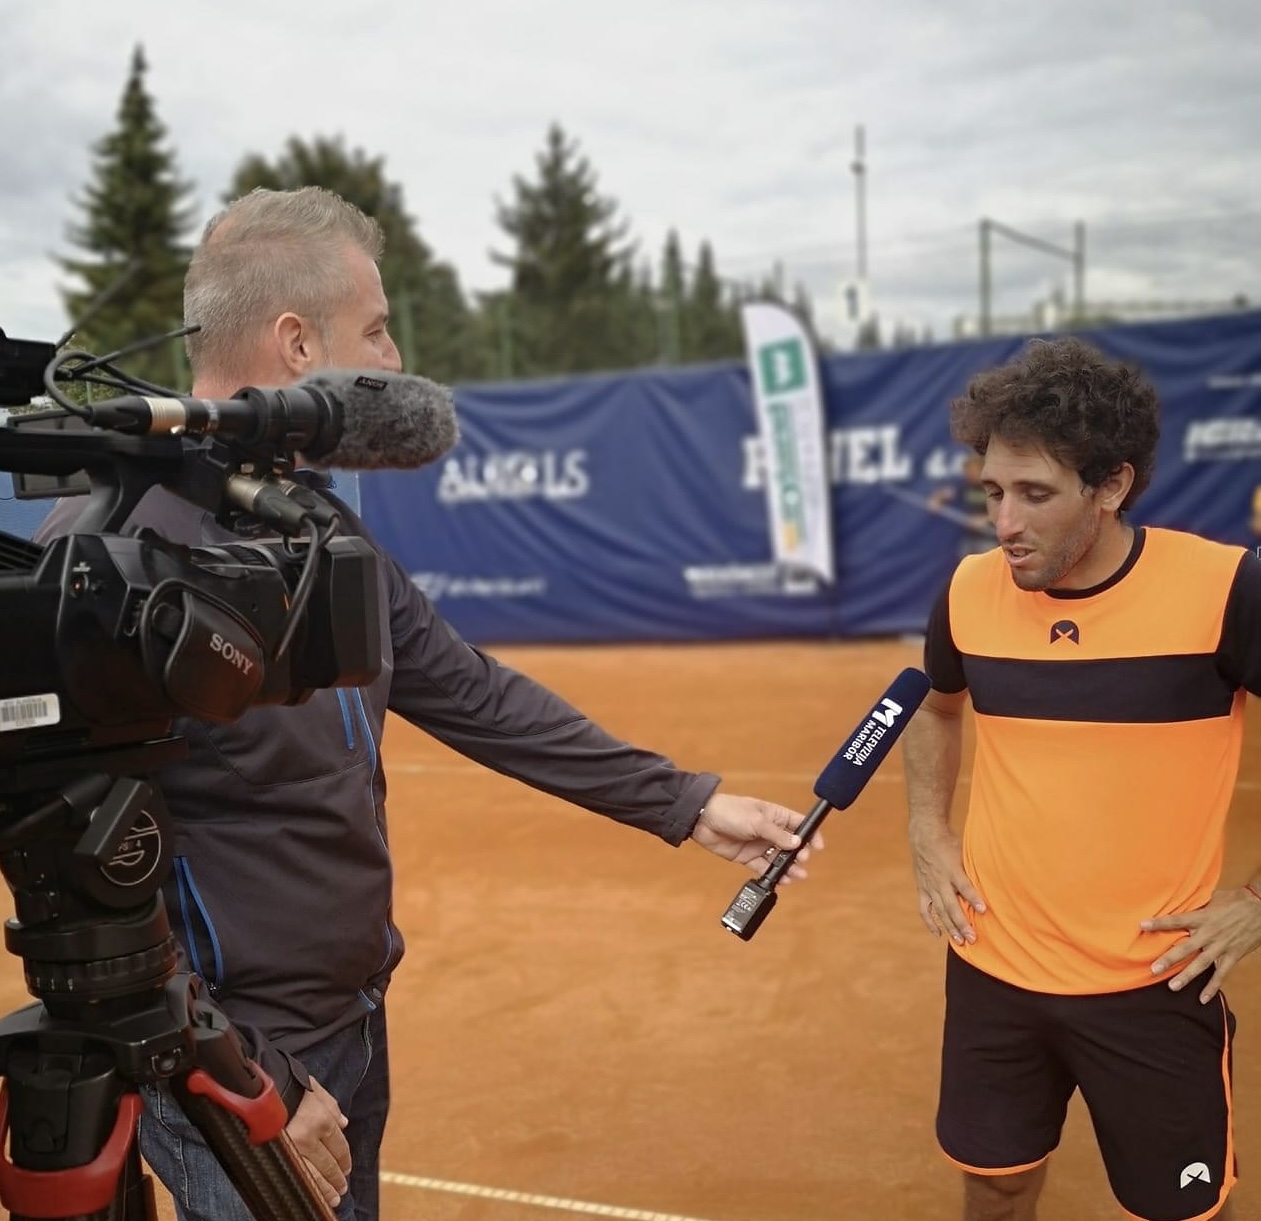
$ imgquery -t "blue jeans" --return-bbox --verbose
[140,1005,390,1221]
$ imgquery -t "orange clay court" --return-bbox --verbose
[0,639,1257,1221]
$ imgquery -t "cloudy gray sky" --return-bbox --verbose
[2,0,1259,353]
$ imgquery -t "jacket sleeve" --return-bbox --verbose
[171,959,311,1120]
[229,1018,311,1120]
[377,547,719,846]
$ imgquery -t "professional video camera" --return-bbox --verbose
[0,326,455,1221]
[0,331,388,767]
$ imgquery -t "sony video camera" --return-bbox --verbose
[0,327,382,784]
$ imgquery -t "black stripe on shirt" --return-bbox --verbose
[962,654,1237,723]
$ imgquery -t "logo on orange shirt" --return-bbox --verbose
[1049,620,1080,644]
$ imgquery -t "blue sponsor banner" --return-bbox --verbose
[4,312,1258,642]
[359,310,1261,643]
[361,362,839,642]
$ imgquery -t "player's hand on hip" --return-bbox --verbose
[691,792,822,882]
[1141,886,1261,1003]
[908,823,986,945]
[286,1075,351,1208]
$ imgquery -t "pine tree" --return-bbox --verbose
[472,290,516,381]
[791,283,817,335]
[658,231,687,364]
[890,320,920,349]
[631,260,663,367]
[60,45,197,390]
[492,124,636,376]
[229,136,484,382]
[687,242,743,361]
[855,315,884,351]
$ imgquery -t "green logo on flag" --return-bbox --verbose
[767,401,806,545]
[757,338,807,394]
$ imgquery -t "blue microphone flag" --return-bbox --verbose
[813,668,931,810]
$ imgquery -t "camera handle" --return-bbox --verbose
[0,767,335,1221]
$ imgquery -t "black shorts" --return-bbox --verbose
[938,950,1236,1221]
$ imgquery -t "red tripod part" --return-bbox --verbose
[184,1065,288,1144]
[0,1085,142,1217]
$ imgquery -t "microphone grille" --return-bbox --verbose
[307,369,460,469]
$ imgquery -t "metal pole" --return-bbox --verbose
[851,124,868,282]
[979,218,992,337]
[668,283,682,363]
[172,321,190,391]
[1073,220,1086,321]
[979,217,1084,333]
[395,288,416,372]
[498,297,513,379]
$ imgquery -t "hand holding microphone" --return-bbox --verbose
[720,667,932,941]
[690,793,822,881]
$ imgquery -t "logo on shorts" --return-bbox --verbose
[1179,1162,1212,1189]
[1049,619,1080,645]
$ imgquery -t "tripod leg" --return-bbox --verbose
[0,1003,334,1221]
[119,1136,160,1221]
[122,972,337,1221]
[0,1075,154,1221]
[166,990,337,1221]
[172,1072,335,1221]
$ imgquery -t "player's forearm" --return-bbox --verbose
[902,703,963,835]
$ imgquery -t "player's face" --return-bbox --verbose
[318,245,402,374]
[980,436,1115,592]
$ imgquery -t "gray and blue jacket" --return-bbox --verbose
[35,482,719,1108]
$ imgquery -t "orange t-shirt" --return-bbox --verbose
[930,527,1253,994]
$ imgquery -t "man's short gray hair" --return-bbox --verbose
[184,186,385,378]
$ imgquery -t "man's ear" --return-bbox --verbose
[1098,462,1136,513]
[274,312,317,377]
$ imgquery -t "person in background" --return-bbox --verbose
[928,451,996,558]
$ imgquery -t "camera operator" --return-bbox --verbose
[35,185,817,1221]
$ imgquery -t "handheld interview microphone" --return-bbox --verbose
[84,369,459,470]
[720,667,932,941]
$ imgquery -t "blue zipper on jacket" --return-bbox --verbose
[173,856,225,986]
[336,689,356,749]
[352,686,396,982]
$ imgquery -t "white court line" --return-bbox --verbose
[380,1172,721,1220]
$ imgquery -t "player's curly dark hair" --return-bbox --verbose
[950,337,1161,510]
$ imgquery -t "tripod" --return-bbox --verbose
[0,742,335,1221]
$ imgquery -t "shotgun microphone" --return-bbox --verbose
[84,369,458,469]
[721,667,932,941]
